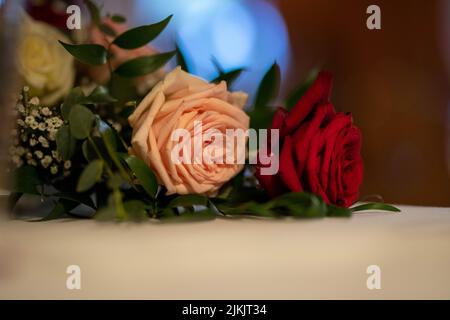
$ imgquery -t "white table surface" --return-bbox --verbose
[0,205,449,299]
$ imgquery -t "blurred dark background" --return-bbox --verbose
[279,0,450,206]
[21,0,450,206]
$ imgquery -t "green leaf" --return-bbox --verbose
[272,192,327,218]
[61,87,86,120]
[219,201,276,218]
[176,43,189,72]
[83,0,101,25]
[76,159,104,192]
[87,86,117,104]
[112,15,173,49]
[167,194,208,208]
[56,125,77,161]
[120,154,158,198]
[69,104,96,139]
[123,200,149,221]
[212,68,245,87]
[350,202,401,213]
[248,106,275,131]
[96,118,118,150]
[106,174,123,190]
[99,23,116,37]
[95,189,128,221]
[327,205,352,217]
[95,192,127,221]
[59,41,107,65]
[254,62,280,109]
[285,69,318,110]
[54,192,96,209]
[160,208,216,223]
[11,166,40,195]
[40,199,79,221]
[111,14,126,23]
[114,51,176,77]
[95,205,116,221]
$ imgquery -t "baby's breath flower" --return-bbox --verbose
[50,165,58,175]
[17,104,25,114]
[64,160,72,169]
[34,150,43,159]
[54,151,62,162]
[40,155,52,168]
[41,107,51,116]
[29,97,40,105]
[38,122,46,131]
[48,129,57,141]
[11,87,70,177]
[31,109,39,117]
[38,136,49,148]
[25,116,34,125]
[30,121,39,130]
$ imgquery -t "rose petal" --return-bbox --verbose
[284,71,333,133]
[293,102,333,178]
[278,135,303,192]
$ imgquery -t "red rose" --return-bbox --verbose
[255,71,363,207]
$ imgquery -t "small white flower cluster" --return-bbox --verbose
[10,87,71,177]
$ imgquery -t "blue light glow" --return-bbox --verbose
[133,0,291,103]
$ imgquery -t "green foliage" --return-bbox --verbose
[167,194,209,208]
[254,62,280,109]
[61,87,86,120]
[40,199,79,221]
[114,51,176,77]
[216,192,330,218]
[56,125,76,160]
[58,41,107,65]
[111,14,126,24]
[112,15,172,49]
[212,68,245,87]
[88,86,117,104]
[120,154,158,198]
[69,104,96,139]
[351,202,401,212]
[176,43,190,72]
[76,159,104,192]
[123,200,150,221]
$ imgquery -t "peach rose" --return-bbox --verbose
[129,67,249,196]
[87,19,165,94]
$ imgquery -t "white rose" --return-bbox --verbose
[17,14,75,105]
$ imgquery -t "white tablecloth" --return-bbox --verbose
[0,205,449,299]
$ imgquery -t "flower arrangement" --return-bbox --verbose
[9,1,399,221]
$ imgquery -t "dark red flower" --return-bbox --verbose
[255,71,363,207]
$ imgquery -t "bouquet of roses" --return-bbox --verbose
[9,1,399,221]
